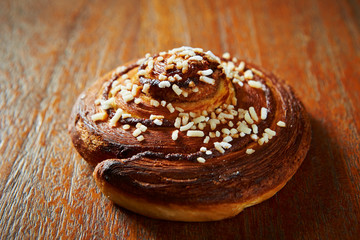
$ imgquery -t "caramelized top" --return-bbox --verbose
[69,47,311,205]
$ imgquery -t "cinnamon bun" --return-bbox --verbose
[69,47,311,221]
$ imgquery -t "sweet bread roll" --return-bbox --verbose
[69,47,311,221]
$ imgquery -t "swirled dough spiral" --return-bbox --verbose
[69,47,311,221]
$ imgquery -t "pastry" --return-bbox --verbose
[68,47,311,222]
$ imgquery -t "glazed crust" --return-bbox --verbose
[69,49,311,221]
[93,160,289,221]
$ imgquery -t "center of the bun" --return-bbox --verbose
[137,47,226,102]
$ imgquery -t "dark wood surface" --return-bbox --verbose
[1,0,359,239]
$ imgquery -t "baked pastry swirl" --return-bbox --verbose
[69,47,311,221]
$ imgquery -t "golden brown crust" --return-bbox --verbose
[68,47,311,221]
[93,159,290,221]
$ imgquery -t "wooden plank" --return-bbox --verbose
[0,0,359,239]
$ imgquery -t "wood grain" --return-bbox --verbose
[0,0,359,239]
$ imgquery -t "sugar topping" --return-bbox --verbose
[91,112,108,121]
[277,121,286,127]
[90,47,286,162]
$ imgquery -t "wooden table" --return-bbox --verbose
[1,0,359,239]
